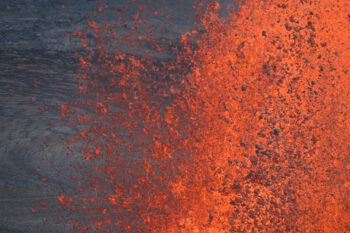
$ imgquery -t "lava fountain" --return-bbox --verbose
[42,0,350,232]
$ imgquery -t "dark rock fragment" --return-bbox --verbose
[270,128,280,136]
[285,23,292,31]
[311,135,317,144]
[249,156,258,166]
[237,42,245,50]
[307,21,315,31]
[230,181,241,191]
[209,213,213,223]
[264,64,271,75]
[248,211,255,219]
[257,131,266,137]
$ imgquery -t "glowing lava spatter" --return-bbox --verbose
[52,0,349,232]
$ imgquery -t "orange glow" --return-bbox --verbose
[53,0,349,232]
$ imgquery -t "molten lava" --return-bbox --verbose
[44,0,350,232]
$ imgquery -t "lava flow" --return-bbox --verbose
[45,0,349,232]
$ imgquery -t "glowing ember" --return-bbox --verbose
[46,0,350,232]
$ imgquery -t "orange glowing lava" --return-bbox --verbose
[47,0,350,232]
